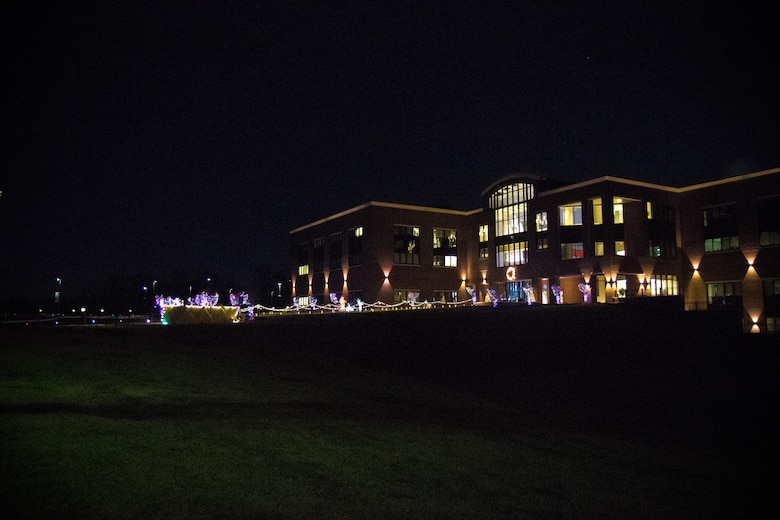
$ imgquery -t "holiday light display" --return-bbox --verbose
[578,283,591,303]
[465,286,477,305]
[156,292,237,324]
[155,287,512,323]
[551,285,563,304]
[522,286,535,305]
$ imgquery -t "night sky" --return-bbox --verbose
[2,1,777,307]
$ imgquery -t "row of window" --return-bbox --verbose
[297,196,778,273]
[489,193,674,234]
[551,198,671,228]
[393,225,459,267]
[299,226,364,274]
[494,191,778,254]
[301,225,460,272]
[491,239,676,264]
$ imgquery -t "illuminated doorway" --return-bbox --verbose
[506,279,532,303]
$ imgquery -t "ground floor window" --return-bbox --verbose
[704,236,739,252]
[650,275,678,296]
[394,290,421,304]
[707,281,742,308]
[763,279,780,331]
[615,275,627,299]
[433,290,458,302]
[505,280,532,302]
[766,317,779,332]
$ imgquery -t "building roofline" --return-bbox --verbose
[290,167,780,234]
[676,166,780,192]
[538,168,780,197]
[289,201,481,234]
[538,175,680,196]
[480,173,543,197]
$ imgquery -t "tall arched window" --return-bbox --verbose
[489,183,534,237]
[489,182,534,267]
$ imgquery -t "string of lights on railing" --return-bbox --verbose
[155,291,480,323]
[153,284,579,324]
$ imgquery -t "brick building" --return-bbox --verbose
[290,167,780,332]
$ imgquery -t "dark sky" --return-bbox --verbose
[1,1,777,305]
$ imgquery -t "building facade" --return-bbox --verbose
[290,167,780,332]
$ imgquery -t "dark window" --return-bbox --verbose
[703,204,739,251]
[329,233,342,270]
[649,239,676,258]
[394,226,420,265]
[348,227,363,266]
[758,196,780,246]
[312,237,324,272]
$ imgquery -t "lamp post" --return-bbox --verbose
[150,280,158,321]
[55,277,62,315]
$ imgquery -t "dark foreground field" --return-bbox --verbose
[1,305,777,519]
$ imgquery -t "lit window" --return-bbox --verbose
[496,242,528,267]
[594,241,605,256]
[479,224,489,258]
[615,241,626,256]
[535,212,548,232]
[761,231,780,246]
[559,203,582,226]
[394,290,421,303]
[488,183,535,208]
[592,198,603,225]
[298,265,309,276]
[536,237,548,250]
[433,228,457,267]
[650,275,678,296]
[495,204,528,236]
[479,225,489,242]
[394,226,420,265]
[490,183,534,238]
[349,227,363,266]
[561,242,584,260]
[613,197,624,224]
[704,236,739,252]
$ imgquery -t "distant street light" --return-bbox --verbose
[55,278,62,314]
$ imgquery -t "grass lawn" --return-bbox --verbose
[1,305,776,519]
